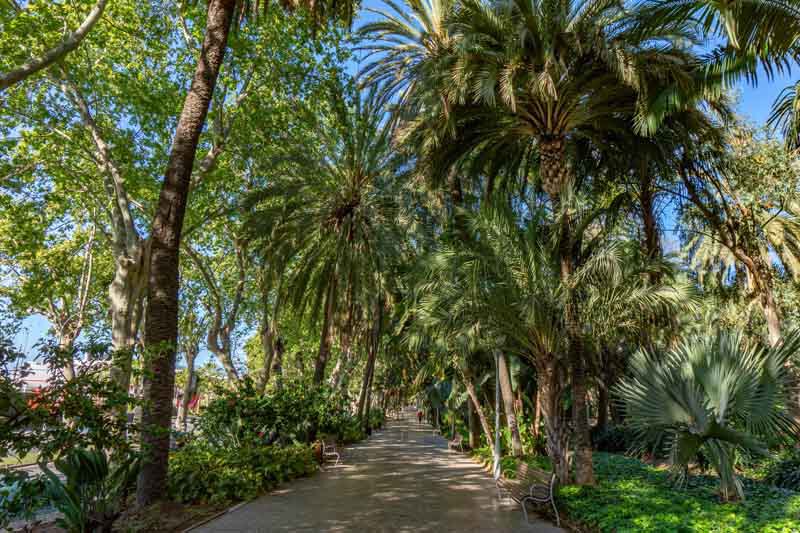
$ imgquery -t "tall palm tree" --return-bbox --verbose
[247,88,409,386]
[139,0,356,506]
[407,0,718,483]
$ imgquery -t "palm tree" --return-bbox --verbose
[641,0,800,150]
[356,0,454,109]
[248,88,409,386]
[617,329,800,501]
[410,196,695,482]
[139,0,356,506]
[383,0,721,484]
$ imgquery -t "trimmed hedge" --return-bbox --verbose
[167,443,316,504]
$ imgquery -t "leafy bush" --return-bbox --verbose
[197,380,357,447]
[0,470,47,529]
[559,453,800,532]
[42,447,140,533]
[367,407,385,431]
[0,340,137,463]
[338,419,366,444]
[168,442,316,504]
[590,424,638,454]
[763,449,800,491]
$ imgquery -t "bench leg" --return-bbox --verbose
[551,498,559,527]
[520,497,530,524]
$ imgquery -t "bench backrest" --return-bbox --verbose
[517,463,555,487]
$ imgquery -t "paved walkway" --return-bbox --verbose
[193,409,563,532]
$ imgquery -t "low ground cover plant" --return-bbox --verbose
[559,453,800,532]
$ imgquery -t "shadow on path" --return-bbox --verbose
[192,408,564,532]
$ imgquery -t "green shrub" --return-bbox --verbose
[167,443,316,504]
[367,408,385,431]
[198,380,357,446]
[590,424,638,454]
[0,470,47,529]
[338,419,365,444]
[42,448,140,533]
[559,453,800,532]
[763,449,800,491]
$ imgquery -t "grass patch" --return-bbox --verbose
[1,451,39,467]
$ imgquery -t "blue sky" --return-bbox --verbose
[10,5,798,361]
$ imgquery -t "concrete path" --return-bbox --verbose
[193,409,563,533]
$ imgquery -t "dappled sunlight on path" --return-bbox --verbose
[192,408,563,532]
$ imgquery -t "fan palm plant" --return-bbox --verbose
[616,329,800,501]
[248,88,410,386]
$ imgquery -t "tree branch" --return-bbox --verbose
[0,0,108,91]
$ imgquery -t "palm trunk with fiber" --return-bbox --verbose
[540,134,594,485]
[468,399,480,448]
[536,357,570,484]
[137,0,236,507]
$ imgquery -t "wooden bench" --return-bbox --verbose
[322,438,340,466]
[448,433,466,452]
[496,462,559,526]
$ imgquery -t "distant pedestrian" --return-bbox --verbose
[417,410,423,424]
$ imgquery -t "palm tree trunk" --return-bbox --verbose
[462,370,494,450]
[639,168,661,267]
[137,0,236,507]
[314,276,337,385]
[496,350,523,456]
[468,399,480,449]
[357,346,376,420]
[536,357,570,484]
[596,384,609,433]
[358,301,381,421]
[566,292,594,485]
[540,135,594,485]
[273,337,284,391]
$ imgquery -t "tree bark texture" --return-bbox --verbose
[313,276,337,385]
[137,0,236,507]
[496,350,523,456]
[540,135,594,485]
[462,369,494,450]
